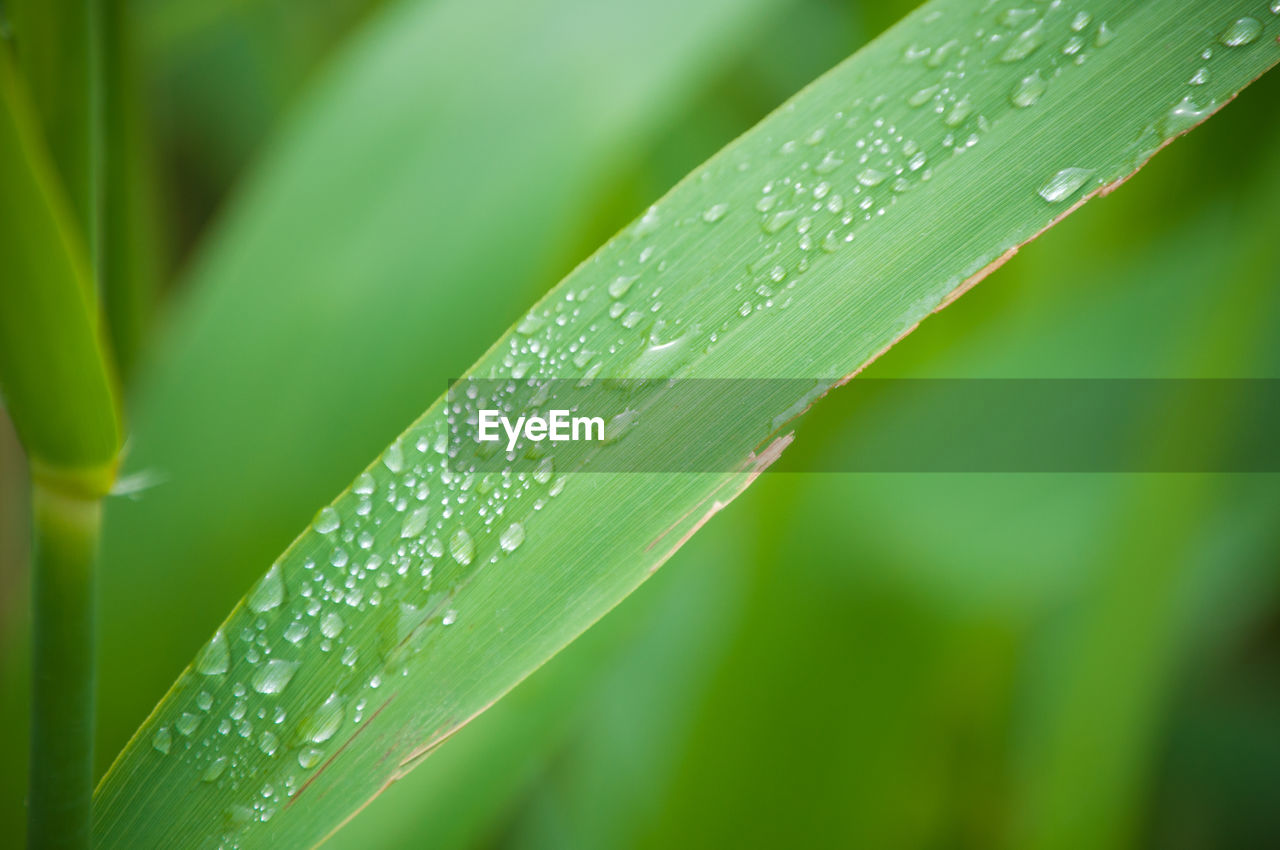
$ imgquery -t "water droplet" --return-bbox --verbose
[515,313,545,335]
[251,659,299,695]
[856,168,888,187]
[1001,21,1045,62]
[1094,22,1115,47]
[202,756,228,783]
[1271,1,1280,14]
[1163,95,1215,135]
[313,506,340,534]
[623,331,692,378]
[702,203,729,223]
[534,457,554,485]
[1011,72,1047,107]
[197,691,213,711]
[1219,17,1262,47]
[442,609,457,626]
[943,95,972,127]
[1071,11,1092,32]
[383,440,405,473]
[608,275,639,299]
[176,712,200,737]
[901,43,930,62]
[1188,67,1210,86]
[298,747,323,769]
[284,621,309,644]
[259,730,279,756]
[814,152,843,174]
[401,505,429,538]
[907,84,939,107]
[762,209,797,234]
[998,8,1036,28]
[353,472,376,495]
[247,565,284,613]
[604,408,640,443]
[152,726,171,754]
[195,630,230,676]
[925,39,958,68]
[449,528,475,565]
[1038,167,1094,203]
[499,523,525,553]
[320,611,345,639]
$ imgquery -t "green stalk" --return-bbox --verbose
[0,39,120,850]
[27,485,101,850]
[7,0,103,267]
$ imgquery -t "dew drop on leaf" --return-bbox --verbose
[251,659,300,695]
[1001,21,1045,62]
[701,203,729,223]
[1218,17,1262,47]
[320,611,345,639]
[247,564,284,613]
[202,756,228,783]
[1011,72,1047,108]
[383,440,405,473]
[195,630,230,676]
[313,506,340,534]
[449,527,475,565]
[607,275,638,299]
[401,505,429,539]
[515,313,546,335]
[814,152,843,174]
[284,621,309,645]
[856,168,888,187]
[499,523,525,553]
[1163,96,1215,136]
[302,693,345,744]
[176,712,200,737]
[353,472,376,495]
[1037,167,1094,203]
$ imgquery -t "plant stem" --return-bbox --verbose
[27,482,101,850]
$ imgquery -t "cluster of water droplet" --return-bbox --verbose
[464,4,1277,392]
[1038,7,1276,204]
[147,407,574,846]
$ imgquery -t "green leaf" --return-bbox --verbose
[0,48,119,496]
[94,1,1279,847]
[94,0,791,771]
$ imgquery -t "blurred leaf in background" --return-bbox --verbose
[0,0,1277,846]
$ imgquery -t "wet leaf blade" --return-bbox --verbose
[93,0,791,771]
[94,1,1279,847]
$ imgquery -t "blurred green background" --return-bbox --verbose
[2,0,1278,847]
